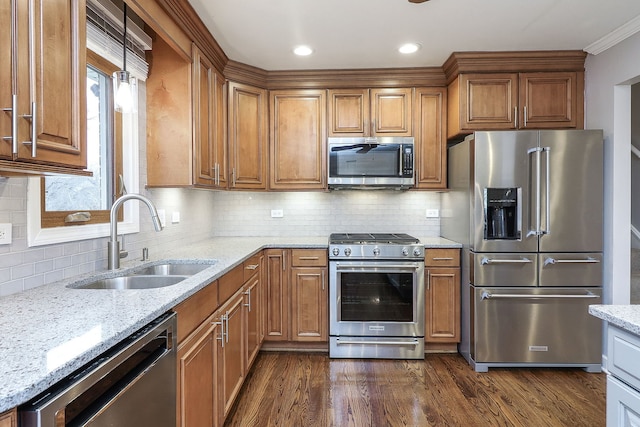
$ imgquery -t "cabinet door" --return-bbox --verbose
[458,73,518,131]
[270,90,326,190]
[327,89,370,136]
[218,294,246,423]
[370,88,412,136]
[425,267,460,343]
[228,82,268,189]
[20,0,86,167]
[291,267,327,341]
[0,409,15,427]
[213,70,227,187]
[0,0,13,160]
[177,318,220,427]
[192,46,216,187]
[607,376,640,427]
[264,249,289,341]
[244,275,261,369]
[414,87,447,189]
[519,72,579,129]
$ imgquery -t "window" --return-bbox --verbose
[40,51,123,228]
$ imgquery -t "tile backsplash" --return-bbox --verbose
[0,181,440,296]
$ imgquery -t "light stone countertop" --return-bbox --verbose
[589,304,640,336]
[0,235,460,413]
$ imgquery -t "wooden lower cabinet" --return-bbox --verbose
[424,249,461,350]
[0,409,16,427]
[217,291,246,425]
[264,249,328,343]
[177,315,220,427]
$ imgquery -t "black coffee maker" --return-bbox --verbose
[485,188,518,240]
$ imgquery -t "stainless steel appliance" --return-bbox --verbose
[328,137,415,189]
[20,312,177,426]
[329,233,425,359]
[441,130,604,372]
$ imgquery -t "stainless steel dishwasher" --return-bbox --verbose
[20,312,177,427]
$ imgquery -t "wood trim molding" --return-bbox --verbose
[442,50,587,83]
[156,0,228,73]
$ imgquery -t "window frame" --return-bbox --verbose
[39,51,123,228]
[26,57,141,248]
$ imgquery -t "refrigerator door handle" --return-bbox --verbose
[527,146,543,236]
[540,146,551,236]
[481,291,600,300]
[481,257,532,265]
[543,257,601,266]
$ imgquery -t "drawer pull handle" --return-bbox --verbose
[298,256,320,260]
[432,257,454,261]
[245,264,259,270]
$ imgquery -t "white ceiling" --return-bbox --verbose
[187,0,640,71]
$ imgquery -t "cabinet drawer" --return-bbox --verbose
[243,254,261,282]
[219,264,244,304]
[173,281,218,343]
[425,249,460,267]
[291,249,327,267]
[608,325,640,391]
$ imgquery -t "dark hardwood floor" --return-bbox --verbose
[225,352,606,427]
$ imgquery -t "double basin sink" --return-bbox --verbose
[69,262,214,290]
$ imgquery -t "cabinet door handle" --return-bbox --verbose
[244,289,252,311]
[426,271,430,291]
[321,270,325,291]
[22,102,36,157]
[2,95,18,155]
[231,167,236,187]
[213,317,225,347]
[523,106,528,128]
[514,106,518,128]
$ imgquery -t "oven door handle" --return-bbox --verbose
[336,339,420,346]
[335,264,420,271]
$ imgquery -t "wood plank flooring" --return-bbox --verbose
[224,352,606,427]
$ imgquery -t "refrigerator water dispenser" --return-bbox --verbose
[485,188,518,240]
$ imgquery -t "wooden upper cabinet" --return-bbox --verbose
[414,87,447,190]
[327,89,369,136]
[269,90,326,190]
[448,71,583,139]
[1,0,86,171]
[228,82,268,189]
[146,36,192,187]
[519,72,580,129]
[193,46,227,188]
[328,88,412,137]
[371,88,413,136]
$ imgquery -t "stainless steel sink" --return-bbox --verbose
[75,275,189,290]
[132,263,211,276]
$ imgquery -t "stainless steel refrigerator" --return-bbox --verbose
[442,130,603,372]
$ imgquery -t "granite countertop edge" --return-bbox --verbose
[0,235,460,412]
[589,304,640,336]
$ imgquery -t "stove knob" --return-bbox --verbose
[373,247,380,256]
[332,248,340,256]
[402,247,409,256]
[413,247,423,257]
[344,248,352,256]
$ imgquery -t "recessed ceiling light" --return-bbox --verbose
[293,45,313,56]
[399,43,421,54]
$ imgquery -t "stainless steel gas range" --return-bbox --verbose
[328,233,425,359]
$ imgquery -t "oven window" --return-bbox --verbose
[340,272,414,322]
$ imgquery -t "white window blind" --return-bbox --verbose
[86,0,151,81]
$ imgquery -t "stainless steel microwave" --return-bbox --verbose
[327,137,415,189]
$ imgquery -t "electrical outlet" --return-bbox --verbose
[171,211,180,223]
[271,209,284,218]
[0,223,12,245]
[426,209,439,218]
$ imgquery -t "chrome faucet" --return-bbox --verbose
[108,194,163,270]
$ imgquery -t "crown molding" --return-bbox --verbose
[584,15,640,55]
